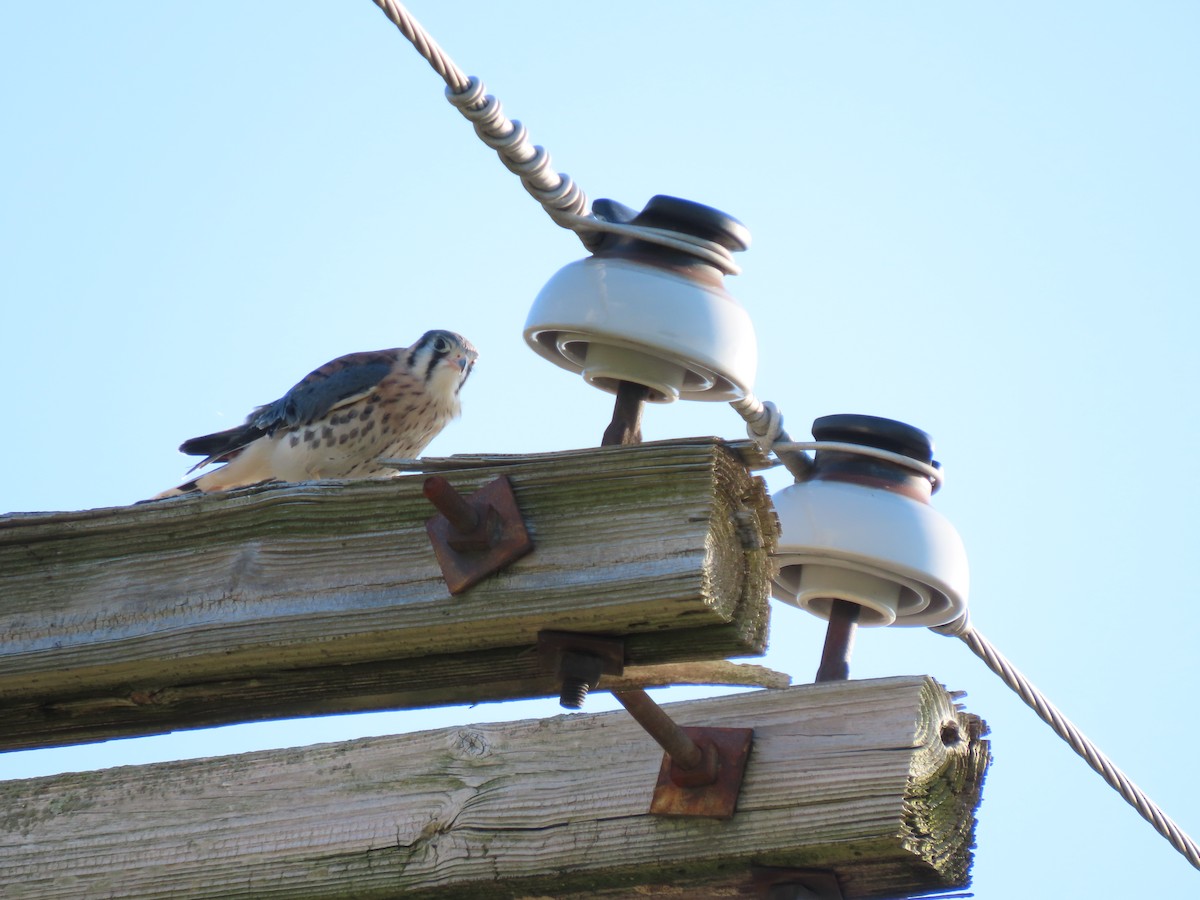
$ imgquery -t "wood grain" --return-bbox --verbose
[0,439,776,750]
[0,677,989,899]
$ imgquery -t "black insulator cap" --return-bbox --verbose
[812,414,935,465]
[633,195,751,252]
[593,195,751,253]
[592,197,638,227]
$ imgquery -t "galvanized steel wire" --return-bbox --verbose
[933,615,1200,871]
[730,393,813,480]
[371,0,593,241]
[370,0,744,274]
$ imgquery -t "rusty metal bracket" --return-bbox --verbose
[614,688,753,820]
[424,475,534,595]
[751,867,844,900]
[537,632,753,819]
[646,722,753,819]
[585,383,754,817]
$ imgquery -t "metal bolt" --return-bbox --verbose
[559,677,591,709]
[423,476,480,534]
[602,381,651,447]
[612,687,721,786]
[814,598,860,683]
[557,651,604,710]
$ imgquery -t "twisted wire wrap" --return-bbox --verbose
[445,77,591,231]
[933,615,1200,870]
[771,441,944,491]
[730,393,812,480]
[372,0,598,247]
[371,0,746,270]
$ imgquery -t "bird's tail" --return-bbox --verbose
[151,480,203,500]
[150,470,281,500]
[150,439,280,500]
[179,423,263,473]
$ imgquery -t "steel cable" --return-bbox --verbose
[933,614,1200,871]
[371,0,745,273]
[372,0,593,244]
[730,393,813,480]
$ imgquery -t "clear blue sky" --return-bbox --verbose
[2,2,1198,895]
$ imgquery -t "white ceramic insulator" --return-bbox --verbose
[770,478,969,627]
[524,256,757,402]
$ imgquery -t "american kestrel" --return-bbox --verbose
[154,330,477,498]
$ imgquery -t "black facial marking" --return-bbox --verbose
[423,348,445,381]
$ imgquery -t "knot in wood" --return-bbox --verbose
[450,728,492,759]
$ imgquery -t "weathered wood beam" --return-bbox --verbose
[0,439,776,750]
[0,677,990,900]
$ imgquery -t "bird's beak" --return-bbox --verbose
[453,352,476,394]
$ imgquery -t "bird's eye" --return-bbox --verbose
[433,336,450,353]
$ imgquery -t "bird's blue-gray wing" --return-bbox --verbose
[179,350,395,461]
[249,351,394,434]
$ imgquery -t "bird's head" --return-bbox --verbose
[410,330,478,401]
